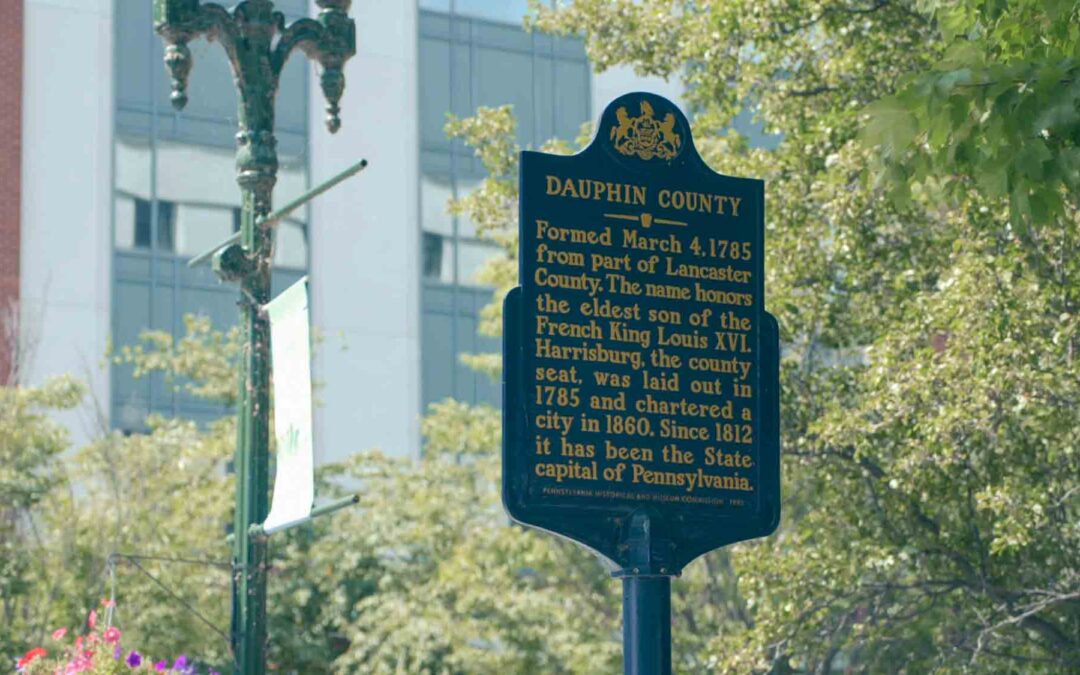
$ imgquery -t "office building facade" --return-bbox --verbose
[10,0,680,462]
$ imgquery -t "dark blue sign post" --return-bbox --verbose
[503,92,780,674]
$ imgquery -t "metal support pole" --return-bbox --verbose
[153,3,356,673]
[622,575,672,675]
[615,510,675,675]
[232,173,272,675]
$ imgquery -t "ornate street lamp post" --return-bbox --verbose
[152,2,355,673]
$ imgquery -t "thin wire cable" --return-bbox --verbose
[112,553,232,569]
[107,553,231,646]
[106,558,117,628]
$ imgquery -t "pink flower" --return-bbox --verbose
[104,626,122,644]
[67,653,93,673]
[87,609,97,630]
[101,598,115,608]
[52,627,68,640]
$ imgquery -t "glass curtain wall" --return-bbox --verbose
[112,0,310,430]
[418,1,590,409]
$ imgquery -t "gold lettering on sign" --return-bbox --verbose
[541,175,744,221]
[545,176,647,205]
[527,140,761,508]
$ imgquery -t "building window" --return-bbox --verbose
[129,198,176,251]
[418,5,591,410]
[111,0,309,431]
[422,232,445,279]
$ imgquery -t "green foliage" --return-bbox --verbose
[863,0,1080,231]
[1,322,236,671]
[319,402,619,674]
[113,314,241,407]
[531,0,1079,671]
[0,376,83,654]
[0,376,83,511]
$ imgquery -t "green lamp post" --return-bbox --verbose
[152,2,356,673]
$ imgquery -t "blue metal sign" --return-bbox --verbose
[503,92,780,577]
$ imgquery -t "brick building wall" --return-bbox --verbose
[0,1,22,384]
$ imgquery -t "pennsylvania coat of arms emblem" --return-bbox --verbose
[609,100,682,161]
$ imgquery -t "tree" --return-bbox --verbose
[0,375,82,655]
[531,0,1079,670]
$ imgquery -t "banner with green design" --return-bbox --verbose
[264,276,314,534]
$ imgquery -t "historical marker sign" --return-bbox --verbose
[503,92,780,575]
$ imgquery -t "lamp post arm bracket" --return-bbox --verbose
[187,232,242,268]
[248,493,360,540]
[258,158,368,228]
[187,157,367,268]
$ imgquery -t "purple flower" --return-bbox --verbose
[172,655,193,673]
[114,644,123,660]
[126,650,142,668]
[155,660,167,671]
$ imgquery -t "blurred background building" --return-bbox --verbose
[5,0,683,462]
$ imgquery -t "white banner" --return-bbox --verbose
[263,276,315,534]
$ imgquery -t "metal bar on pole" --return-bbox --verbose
[188,232,242,268]
[258,158,368,228]
[187,158,369,269]
[248,494,360,539]
[622,575,672,675]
